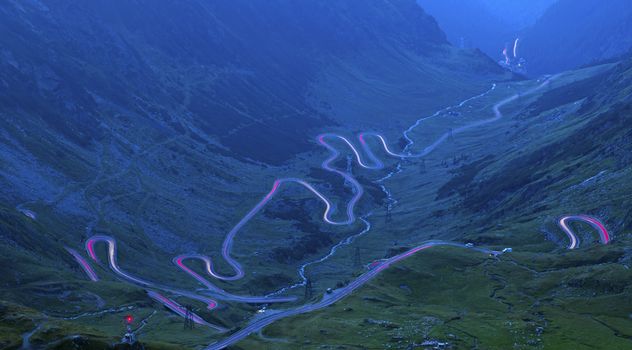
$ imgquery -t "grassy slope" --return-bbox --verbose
[0,46,504,350]
[238,243,632,350]
[6,5,630,350]
[235,60,632,349]
[3,59,627,349]
[0,4,503,346]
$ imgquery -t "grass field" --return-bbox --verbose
[2,54,631,349]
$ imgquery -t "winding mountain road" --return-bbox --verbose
[173,255,296,303]
[85,236,220,310]
[146,291,222,330]
[65,74,614,348]
[557,215,610,249]
[205,242,501,350]
[65,247,99,282]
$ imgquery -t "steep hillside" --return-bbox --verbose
[0,1,507,349]
[238,56,632,349]
[0,0,502,254]
[418,0,555,58]
[521,0,632,75]
[480,0,557,29]
[0,0,449,166]
[418,0,509,57]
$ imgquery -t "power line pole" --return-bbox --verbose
[304,278,313,300]
[385,203,393,224]
[184,305,194,330]
[353,247,361,269]
[344,155,353,190]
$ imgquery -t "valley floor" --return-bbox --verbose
[3,60,632,350]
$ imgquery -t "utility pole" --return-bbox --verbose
[184,305,194,330]
[344,155,353,189]
[353,247,361,269]
[448,128,454,142]
[304,278,313,300]
[420,159,426,174]
[121,315,136,344]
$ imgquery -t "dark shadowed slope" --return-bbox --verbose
[0,0,503,254]
[521,0,632,75]
[0,0,497,165]
[0,1,508,348]
[239,54,632,350]
[479,0,557,29]
[419,0,509,57]
[418,0,555,59]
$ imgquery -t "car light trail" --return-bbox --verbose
[65,247,99,282]
[71,75,570,348]
[85,236,153,286]
[513,38,519,58]
[85,236,220,311]
[173,255,296,303]
[558,215,611,249]
[205,241,501,350]
[147,291,226,331]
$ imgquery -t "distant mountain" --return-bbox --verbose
[479,0,557,30]
[521,0,632,74]
[418,0,555,59]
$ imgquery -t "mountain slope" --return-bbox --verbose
[0,0,502,253]
[418,0,555,59]
[237,56,632,349]
[418,0,509,57]
[521,0,632,74]
[0,1,507,348]
[480,0,557,29]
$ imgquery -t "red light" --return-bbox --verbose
[125,315,133,324]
